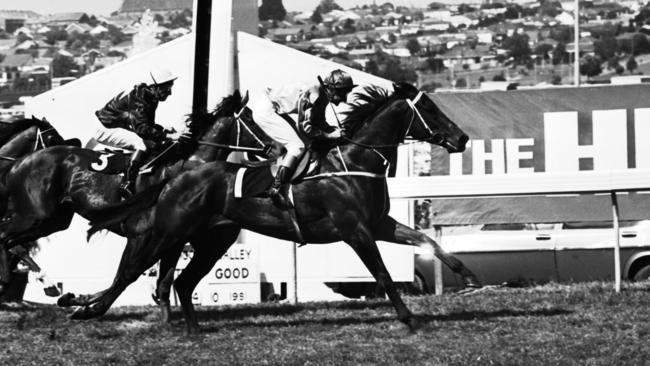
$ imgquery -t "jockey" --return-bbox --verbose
[94,68,179,198]
[251,69,356,208]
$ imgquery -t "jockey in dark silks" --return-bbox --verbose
[251,69,356,208]
[93,68,183,198]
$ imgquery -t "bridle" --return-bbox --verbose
[34,127,57,151]
[0,126,58,162]
[196,104,269,155]
[404,91,443,144]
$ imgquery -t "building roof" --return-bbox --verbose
[0,10,40,19]
[119,0,193,13]
[0,53,33,67]
[42,12,87,23]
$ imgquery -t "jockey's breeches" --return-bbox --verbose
[250,94,305,168]
[93,126,147,151]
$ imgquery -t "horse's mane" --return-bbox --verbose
[184,90,244,135]
[0,116,53,145]
[343,85,395,137]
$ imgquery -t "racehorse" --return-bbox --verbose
[0,117,79,295]
[81,83,480,332]
[0,91,281,301]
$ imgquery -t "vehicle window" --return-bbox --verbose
[531,223,556,230]
[562,220,640,230]
[481,223,527,231]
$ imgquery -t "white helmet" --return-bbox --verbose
[148,68,177,86]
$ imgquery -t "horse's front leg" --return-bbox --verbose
[155,244,185,323]
[340,221,418,331]
[175,225,240,334]
[374,216,481,289]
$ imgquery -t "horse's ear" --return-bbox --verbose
[242,90,249,107]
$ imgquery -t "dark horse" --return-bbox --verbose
[0,116,79,295]
[82,83,480,332]
[0,92,281,303]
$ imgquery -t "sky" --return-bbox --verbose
[0,0,484,16]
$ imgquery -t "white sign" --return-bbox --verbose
[176,241,261,306]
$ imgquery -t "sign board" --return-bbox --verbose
[402,85,650,225]
[177,241,261,306]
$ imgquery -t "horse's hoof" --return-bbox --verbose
[57,292,76,307]
[186,322,201,335]
[44,286,61,297]
[70,306,96,320]
[70,307,89,320]
[401,316,421,333]
[463,275,482,289]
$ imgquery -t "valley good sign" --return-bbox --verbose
[177,242,260,306]
[420,84,650,224]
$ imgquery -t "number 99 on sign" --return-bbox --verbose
[232,292,245,302]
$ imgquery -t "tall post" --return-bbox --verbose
[573,0,580,86]
[611,192,622,293]
[192,0,212,114]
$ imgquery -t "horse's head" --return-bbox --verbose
[186,90,282,161]
[28,117,75,148]
[393,83,469,153]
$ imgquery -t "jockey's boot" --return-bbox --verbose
[267,165,293,209]
[119,149,147,199]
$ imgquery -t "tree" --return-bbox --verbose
[594,36,618,61]
[317,0,342,13]
[365,59,379,75]
[342,19,356,34]
[51,54,78,77]
[492,73,506,81]
[406,38,421,56]
[43,29,68,46]
[552,42,568,65]
[534,43,554,60]
[504,5,521,19]
[579,55,602,78]
[259,0,286,21]
[627,56,638,73]
[311,8,323,24]
[502,34,531,64]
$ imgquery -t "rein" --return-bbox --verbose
[197,140,264,153]
[332,91,433,174]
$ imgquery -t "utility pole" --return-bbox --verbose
[574,0,580,86]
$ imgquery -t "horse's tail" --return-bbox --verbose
[86,178,170,240]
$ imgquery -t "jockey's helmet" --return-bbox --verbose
[148,68,178,86]
[323,69,357,90]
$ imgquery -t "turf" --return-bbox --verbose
[1,281,649,365]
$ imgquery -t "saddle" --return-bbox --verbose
[231,149,323,199]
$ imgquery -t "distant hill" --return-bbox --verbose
[119,0,193,13]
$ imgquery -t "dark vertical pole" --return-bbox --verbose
[193,0,212,114]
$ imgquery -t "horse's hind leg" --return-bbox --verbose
[343,223,417,331]
[70,234,169,320]
[374,216,481,289]
[175,225,241,333]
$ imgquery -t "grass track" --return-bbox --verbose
[1,281,649,365]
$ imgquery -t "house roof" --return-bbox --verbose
[0,53,33,67]
[65,23,93,32]
[42,12,87,23]
[119,0,193,13]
